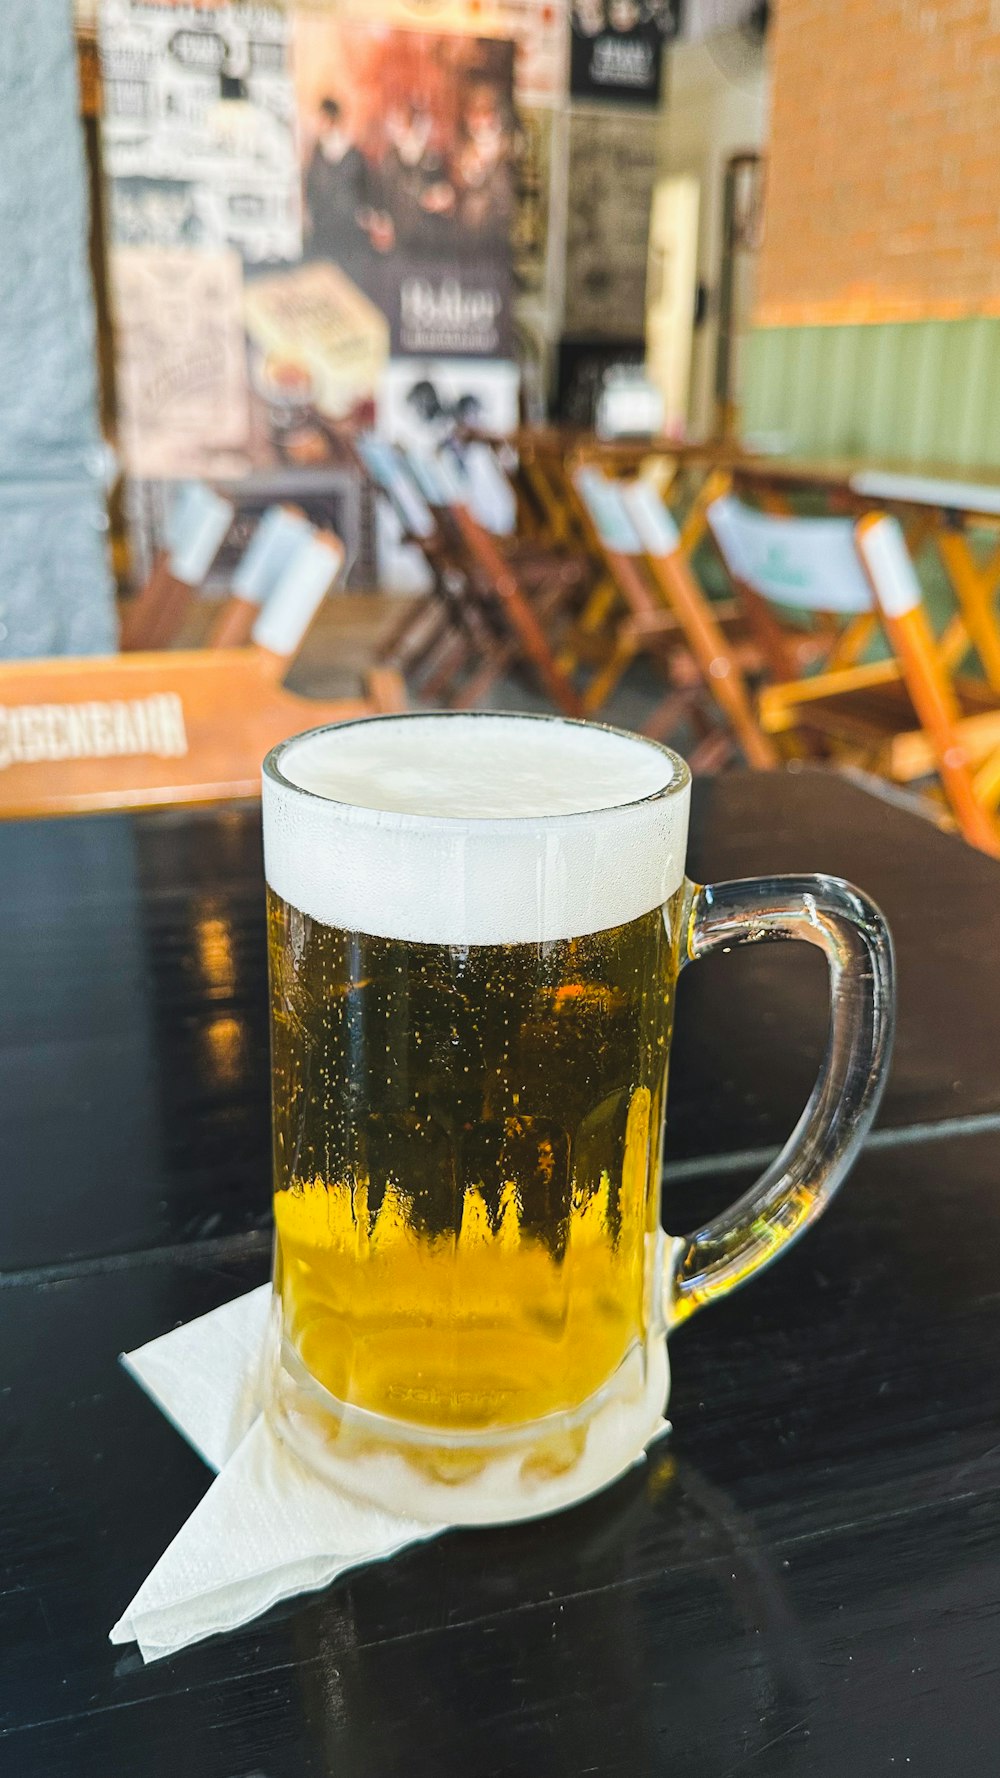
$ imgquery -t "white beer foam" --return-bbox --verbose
[263,714,690,945]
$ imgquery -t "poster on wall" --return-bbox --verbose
[322,0,568,107]
[99,0,302,263]
[568,0,678,104]
[99,0,316,480]
[293,17,516,359]
[377,356,520,449]
[99,1,518,507]
[111,247,250,477]
[564,109,657,334]
[375,356,520,588]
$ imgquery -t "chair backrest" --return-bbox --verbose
[357,435,435,540]
[445,441,517,535]
[251,530,345,661]
[620,477,682,559]
[207,506,312,649]
[405,446,583,716]
[230,506,311,605]
[121,481,237,653]
[572,466,644,557]
[708,495,896,616]
[403,443,455,510]
[853,512,927,619]
[856,512,1000,855]
[164,483,234,587]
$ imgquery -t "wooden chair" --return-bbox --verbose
[569,466,753,765]
[508,427,593,554]
[552,443,721,683]
[620,477,778,769]
[354,435,502,705]
[707,494,1000,854]
[409,444,585,716]
[522,433,625,657]
[0,524,405,819]
[356,435,583,715]
[445,432,597,677]
[466,429,701,684]
[120,482,234,651]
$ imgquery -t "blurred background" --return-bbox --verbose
[3,0,1000,850]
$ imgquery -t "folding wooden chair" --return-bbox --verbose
[707,494,1000,854]
[231,518,406,714]
[120,482,234,651]
[449,433,598,673]
[569,466,754,765]
[620,477,777,769]
[557,444,720,681]
[440,436,517,538]
[408,445,586,715]
[510,427,591,554]
[354,435,506,705]
[249,526,347,665]
[847,469,1000,693]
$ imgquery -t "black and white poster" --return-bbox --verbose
[564,108,657,334]
[569,0,679,105]
[99,0,302,264]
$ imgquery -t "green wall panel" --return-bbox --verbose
[743,319,1000,468]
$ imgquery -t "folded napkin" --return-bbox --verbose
[111,1285,668,1663]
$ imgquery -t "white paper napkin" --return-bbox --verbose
[111,1285,668,1663]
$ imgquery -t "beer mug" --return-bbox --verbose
[263,713,893,1522]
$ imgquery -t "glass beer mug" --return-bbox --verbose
[263,713,893,1522]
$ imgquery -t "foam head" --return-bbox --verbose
[262,713,690,945]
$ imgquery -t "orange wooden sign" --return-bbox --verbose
[0,648,405,820]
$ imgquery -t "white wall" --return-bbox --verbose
[657,34,769,437]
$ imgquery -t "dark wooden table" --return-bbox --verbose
[3,770,999,1776]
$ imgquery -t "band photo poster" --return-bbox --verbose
[325,0,568,108]
[293,14,516,363]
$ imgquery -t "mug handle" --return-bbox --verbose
[667,874,895,1325]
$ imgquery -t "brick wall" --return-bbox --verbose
[756,0,1000,327]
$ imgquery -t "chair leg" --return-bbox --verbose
[936,530,1000,694]
[364,667,408,713]
[581,637,638,715]
[650,551,778,770]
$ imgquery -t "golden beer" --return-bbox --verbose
[263,711,692,1518]
[264,712,897,1522]
[269,893,682,1433]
